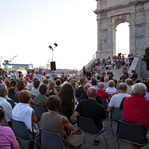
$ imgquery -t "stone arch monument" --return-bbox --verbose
[95,0,149,59]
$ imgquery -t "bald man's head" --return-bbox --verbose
[87,87,97,99]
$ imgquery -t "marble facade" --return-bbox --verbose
[95,0,149,59]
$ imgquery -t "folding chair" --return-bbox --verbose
[110,107,122,135]
[77,116,107,147]
[12,119,34,149]
[117,120,148,149]
[34,106,45,121]
[40,128,65,149]
[110,108,122,122]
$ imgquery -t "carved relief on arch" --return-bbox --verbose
[101,18,108,30]
[135,24,145,37]
[101,29,108,41]
[111,14,130,26]
[135,12,145,25]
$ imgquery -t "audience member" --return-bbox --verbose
[120,68,128,82]
[105,80,117,95]
[63,76,68,84]
[48,81,57,96]
[97,82,110,103]
[10,70,16,80]
[107,83,130,112]
[79,83,103,104]
[30,70,35,80]
[8,80,17,101]
[126,78,133,95]
[103,77,109,91]
[74,87,106,145]
[54,79,62,92]
[58,83,75,121]
[121,83,149,140]
[69,79,78,106]
[4,78,10,88]
[0,105,19,149]
[12,90,37,134]
[34,84,48,111]
[100,76,105,82]
[91,77,98,90]
[25,77,32,91]
[76,76,87,100]
[31,80,40,97]
[0,83,12,125]
[26,71,31,79]
[42,78,49,86]
[111,80,123,97]
[15,80,26,103]
[40,95,75,146]
[86,68,92,80]
[129,70,137,81]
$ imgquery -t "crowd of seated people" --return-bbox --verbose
[0,66,149,148]
[83,53,134,79]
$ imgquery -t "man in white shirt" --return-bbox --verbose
[10,70,16,80]
[107,83,130,112]
[0,83,12,125]
[25,77,32,91]
[46,71,52,78]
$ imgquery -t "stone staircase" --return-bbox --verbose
[103,68,123,80]
[78,57,140,80]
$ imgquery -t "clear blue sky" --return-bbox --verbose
[0,0,129,70]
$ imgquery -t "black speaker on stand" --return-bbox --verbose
[50,61,56,70]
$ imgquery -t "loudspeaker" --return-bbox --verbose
[146,57,149,70]
[50,61,56,70]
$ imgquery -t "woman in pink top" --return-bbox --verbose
[0,105,19,149]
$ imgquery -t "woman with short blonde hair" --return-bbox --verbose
[106,80,117,95]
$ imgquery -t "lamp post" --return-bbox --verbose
[48,43,58,61]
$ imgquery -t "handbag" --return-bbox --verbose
[66,129,84,147]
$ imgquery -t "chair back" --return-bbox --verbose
[12,119,32,140]
[117,120,147,145]
[1,119,9,127]
[111,107,122,121]
[34,107,45,121]
[77,116,99,135]
[40,128,65,149]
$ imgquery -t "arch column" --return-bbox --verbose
[129,12,136,55]
[113,28,117,56]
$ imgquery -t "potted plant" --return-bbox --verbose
[142,47,149,70]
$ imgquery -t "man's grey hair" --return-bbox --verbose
[0,83,7,97]
[118,83,127,90]
[132,83,147,96]
[87,87,97,98]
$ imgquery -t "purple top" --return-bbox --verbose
[0,126,18,149]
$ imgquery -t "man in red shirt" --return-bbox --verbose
[122,83,149,140]
[26,71,31,79]
[97,82,110,103]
